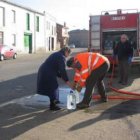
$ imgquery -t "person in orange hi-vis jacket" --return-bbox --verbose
[67,52,110,109]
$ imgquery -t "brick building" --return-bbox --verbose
[56,22,69,49]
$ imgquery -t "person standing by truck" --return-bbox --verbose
[37,47,73,111]
[114,34,133,85]
[67,52,110,109]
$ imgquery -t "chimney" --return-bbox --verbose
[64,22,66,27]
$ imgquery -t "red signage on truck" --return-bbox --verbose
[101,14,138,29]
[89,9,140,64]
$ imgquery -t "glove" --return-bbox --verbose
[76,85,82,92]
[72,82,77,90]
[72,82,82,92]
[128,57,132,64]
[75,83,82,92]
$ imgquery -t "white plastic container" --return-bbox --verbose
[67,90,76,110]
[74,90,80,103]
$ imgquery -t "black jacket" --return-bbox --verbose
[114,41,133,61]
[37,50,69,95]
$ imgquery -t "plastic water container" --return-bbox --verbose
[67,90,76,110]
[75,90,80,103]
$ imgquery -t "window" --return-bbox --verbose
[0,7,5,26]
[12,10,16,23]
[12,34,16,46]
[26,13,30,30]
[52,26,53,35]
[46,21,48,29]
[36,16,39,32]
[54,27,56,35]
[46,21,50,30]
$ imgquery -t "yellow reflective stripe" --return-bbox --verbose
[81,69,89,74]
[88,53,93,73]
[81,78,86,82]
[88,53,92,68]
[92,54,100,68]
[75,72,81,77]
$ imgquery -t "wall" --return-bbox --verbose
[0,1,45,53]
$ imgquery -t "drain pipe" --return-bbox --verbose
[34,13,36,53]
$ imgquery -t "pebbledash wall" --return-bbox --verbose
[0,0,57,53]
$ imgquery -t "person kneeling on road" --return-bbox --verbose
[67,52,110,109]
[37,47,73,111]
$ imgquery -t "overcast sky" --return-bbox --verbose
[11,0,140,30]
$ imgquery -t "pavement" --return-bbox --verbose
[0,48,140,140]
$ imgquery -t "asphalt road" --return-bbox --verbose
[0,48,86,104]
[0,53,46,103]
[1,48,140,140]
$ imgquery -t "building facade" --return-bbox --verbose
[56,23,69,49]
[45,12,57,51]
[69,29,89,48]
[0,0,58,53]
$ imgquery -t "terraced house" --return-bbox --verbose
[0,0,57,53]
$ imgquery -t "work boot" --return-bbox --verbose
[100,96,108,102]
[50,104,61,111]
[50,101,61,111]
[54,100,61,104]
[76,102,89,109]
[118,80,122,84]
[122,82,127,86]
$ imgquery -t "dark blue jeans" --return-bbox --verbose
[47,88,59,103]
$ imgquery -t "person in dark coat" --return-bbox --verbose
[114,34,133,85]
[37,47,73,111]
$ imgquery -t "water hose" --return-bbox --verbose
[93,61,140,100]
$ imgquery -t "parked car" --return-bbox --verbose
[0,45,17,61]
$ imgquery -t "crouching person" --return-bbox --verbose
[67,52,110,109]
[37,47,73,111]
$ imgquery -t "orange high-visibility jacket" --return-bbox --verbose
[74,52,109,87]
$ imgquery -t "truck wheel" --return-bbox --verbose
[0,55,4,61]
[13,53,17,59]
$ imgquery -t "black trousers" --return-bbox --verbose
[82,62,109,104]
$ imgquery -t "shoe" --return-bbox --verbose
[101,97,108,102]
[76,102,89,109]
[118,80,122,84]
[54,100,60,104]
[122,82,127,85]
[50,104,61,111]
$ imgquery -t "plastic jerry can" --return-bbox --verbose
[67,90,76,110]
[74,90,80,103]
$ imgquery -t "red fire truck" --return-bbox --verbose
[89,9,140,64]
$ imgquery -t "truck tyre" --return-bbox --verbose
[13,53,17,59]
[0,55,4,61]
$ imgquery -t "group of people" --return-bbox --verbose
[37,34,133,111]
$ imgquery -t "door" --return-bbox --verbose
[24,34,32,53]
[51,37,54,50]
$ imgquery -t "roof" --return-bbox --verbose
[1,0,44,15]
